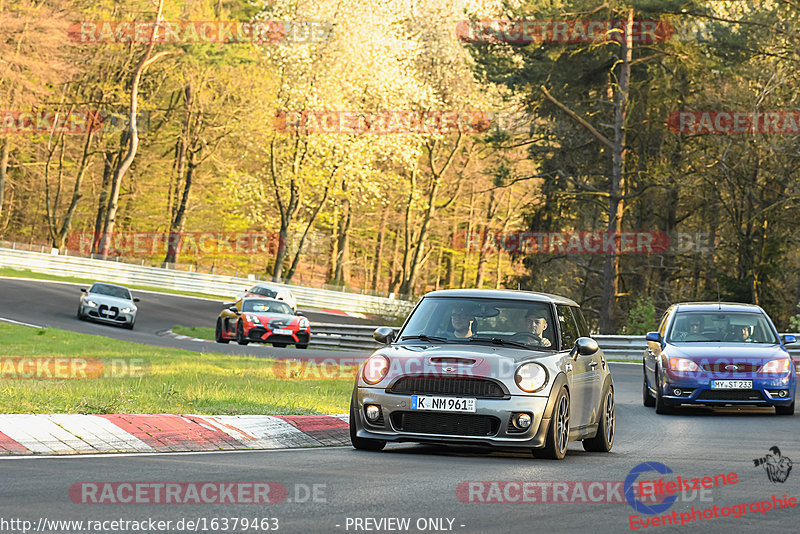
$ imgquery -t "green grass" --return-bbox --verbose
[0,323,353,415]
[172,325,216,340]
[0,266,234,301]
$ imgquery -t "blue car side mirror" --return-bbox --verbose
[782,334,796,345]
[645,332,661,342]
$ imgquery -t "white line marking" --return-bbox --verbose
[0,445,348,460]
[0,317,45,329]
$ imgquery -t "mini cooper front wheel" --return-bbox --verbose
[535,387,570,460]
[583,386,614,452]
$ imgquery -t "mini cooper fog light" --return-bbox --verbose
[365,405,381,421]
[673,388,682,396]
[513,413,532,430]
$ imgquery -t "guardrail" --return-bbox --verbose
[310,325,800,365]
[0,247,416,317]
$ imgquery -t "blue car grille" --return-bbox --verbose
[701,363,758,373]
[696,390,764,401]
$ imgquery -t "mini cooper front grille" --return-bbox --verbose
[390,412,499,436]
[701,363,758,373]
[388,377,507,398]
[697,389,764,401]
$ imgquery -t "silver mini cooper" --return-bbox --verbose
[350,289,614,459]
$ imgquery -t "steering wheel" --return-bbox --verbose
[509,332,544,344]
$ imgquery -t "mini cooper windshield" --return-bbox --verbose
[666,311,780,344]
[399,297,558,350]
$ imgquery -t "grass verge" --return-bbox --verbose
[0,323,352,415]
[172,325,215,340]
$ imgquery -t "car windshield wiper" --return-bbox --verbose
[467,337,532,350]
[400,334,449,342]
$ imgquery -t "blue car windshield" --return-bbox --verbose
[667,312,779,344]
[398,297,558,350]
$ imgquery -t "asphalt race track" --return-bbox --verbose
[0,277,377,361]
[0,363,797,534]
[0,277,798,533]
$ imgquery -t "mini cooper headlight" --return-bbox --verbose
[515,362,548,393]
[669,357,700,372]
[362,355,390,385]
[759,358,791,374]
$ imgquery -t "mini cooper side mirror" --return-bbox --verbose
[574,337,599,357]
[373,326,396,344]
[645,331,661,343]
[782,334,796,345]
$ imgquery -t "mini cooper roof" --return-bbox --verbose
[672,302,765,313]
[421,288,579,307]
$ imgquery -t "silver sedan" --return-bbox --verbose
[77,282,139,329]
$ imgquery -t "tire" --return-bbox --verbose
[535,387,570,460]
[775,401,795,416]
[124,320,135,330]
[643,370,655,407]
[76,307,85,321]
[272,342,287,348]
[583,386,615,452]
[296,344,308,349]
[236,321,249,345]
[215,319,229,344]
[655,369,674,414]
[349,395,386,451]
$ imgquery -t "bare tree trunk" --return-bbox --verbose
[371,207,388,291]
[54,127,95,249]
[332,178,351,285]
[599,8,633,334]
[0,138,8,222]
[285,168,337,282]
[164,84,195,264]
[99,0,166,259]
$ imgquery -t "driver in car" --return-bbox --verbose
[738,323,756,342]
[449,304,475,338]
[523,310,552,347]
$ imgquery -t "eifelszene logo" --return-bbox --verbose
[753,446,793,483]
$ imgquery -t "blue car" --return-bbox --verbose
[643,302,796,415]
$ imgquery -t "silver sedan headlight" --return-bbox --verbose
[84,300,98,308]
[515,362,549,393]
[120,307,135,314]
